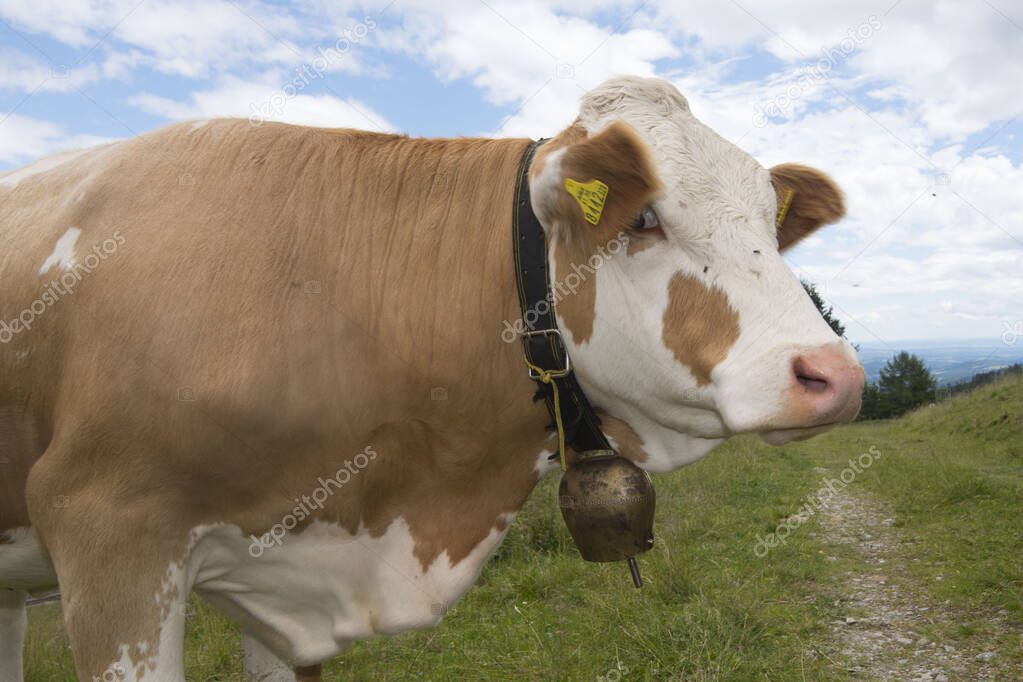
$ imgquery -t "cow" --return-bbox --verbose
[0,75,864,681]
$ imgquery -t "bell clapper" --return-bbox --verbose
[627,557,642,588]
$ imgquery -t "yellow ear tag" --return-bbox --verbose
[564,178,609,225]
[775,188,795,228]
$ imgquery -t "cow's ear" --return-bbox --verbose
[770,163,845,251]
[529,121,662,240]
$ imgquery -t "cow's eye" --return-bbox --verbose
[632,207,659,231]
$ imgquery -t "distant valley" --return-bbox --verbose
[855,338,1023,386]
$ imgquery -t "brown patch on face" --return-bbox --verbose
[769,163,845,251]
[662,272,740,386]
[596,410,648,463]
[552,231,598,344]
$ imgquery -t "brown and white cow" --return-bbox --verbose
[0,76,863,680]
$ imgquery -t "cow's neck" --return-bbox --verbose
[280,133,557,571]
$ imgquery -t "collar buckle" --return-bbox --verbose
[521,328,572,379]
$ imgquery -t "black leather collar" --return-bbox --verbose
[512,140,612,455]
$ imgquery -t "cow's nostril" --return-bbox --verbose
[781,346,865,430]
[793,356,831,394]
[796,374,829,393]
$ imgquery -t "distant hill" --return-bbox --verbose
[856,338,1023,386]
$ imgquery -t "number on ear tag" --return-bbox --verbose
[564,178,609,225]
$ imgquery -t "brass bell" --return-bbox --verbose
[558,449,656,588]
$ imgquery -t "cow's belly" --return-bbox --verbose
[189,515,512,665]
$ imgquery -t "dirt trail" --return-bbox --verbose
[814,480,1012,681]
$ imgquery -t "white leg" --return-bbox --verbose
[0,589,27,682]
[242,633,296,682]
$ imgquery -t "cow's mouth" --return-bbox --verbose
[759,423,838,445]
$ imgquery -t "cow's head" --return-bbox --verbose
[529,76,864,472]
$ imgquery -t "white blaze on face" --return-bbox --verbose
[39,227,82,275]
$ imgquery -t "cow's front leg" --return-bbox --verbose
[0,589,27,682]
[54,538,192,681]
[27,441,199,681]
[29,501,192,679]
[60,548,191,681]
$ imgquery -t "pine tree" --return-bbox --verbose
[858,382,884,420]
[801,279,846,339]
[877,351,937,417]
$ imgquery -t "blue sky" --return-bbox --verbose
[1,0,1021,347]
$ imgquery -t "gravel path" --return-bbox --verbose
[815,482,1013,681]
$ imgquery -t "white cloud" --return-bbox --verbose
[645,0,1023,140]
[852,2,1023,139]
[0,113,116,164]
[0,50,103,93]
[0,0,111,46]
[373,0,680,136]
[771,103,1023,341]
[112,0,302,77]
[0,0,372,79]
[0,115,62,163]
[0,0,1020,341]
[129,77,394,131]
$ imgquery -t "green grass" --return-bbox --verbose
[24,377,1023,680]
